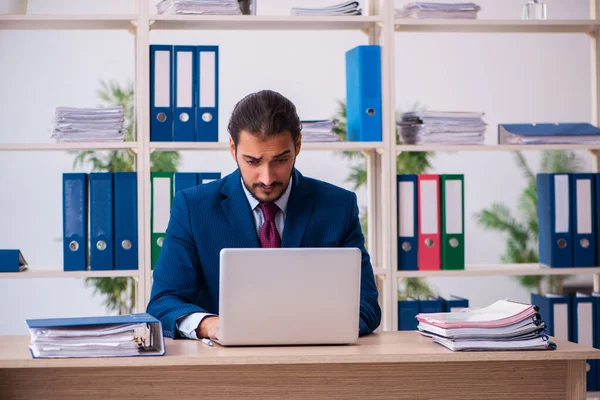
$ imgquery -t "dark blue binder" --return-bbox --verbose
[419,296,445,314]
[531,293,572,340]
[198,172,221,184]
[0,249,27,273]
[398,297,419,330]
[195,46,219,142]
[571,173,596,267]
[174,172,198,194]
[90,173,114,271]
[173,45,196,142]
[345,45,382,142]
[571,293,597,391]
[537,173,573,268]
[63,173,88,271]
[397,174,418,270]
[443,295,469,312]
[114,172,138,271]
[150,44,173,142]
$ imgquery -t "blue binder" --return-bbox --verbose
[63,173,88,271]
[0,249,27,273]
[198,172,221,184]
[398,297,419,330]
[150,44,173,142]
[443,295,469,312]
[531,293,572,340]
[174,172,198,194]
[173,45,196,142]
[397,174,418,270]
[195,46,219,142]
[419,296,445,314]
[345,45,382,142]
[571,173,596,267]
[537,173,573,268]
[90,173,114,271]
[571,293,598,391]
[114,172,138,271]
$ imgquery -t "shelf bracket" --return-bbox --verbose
[128,20,138,35]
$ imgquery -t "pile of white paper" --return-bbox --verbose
[301,120,341,142]
[156,0,242,15]
[417,299,556,351]
[291,1,361,16]
[29,323,147,358]
[51,106,125,143]
[398,110,486,145]
[396,2,481,19]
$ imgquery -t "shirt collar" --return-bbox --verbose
[241,176,292,215]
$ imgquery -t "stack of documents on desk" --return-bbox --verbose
[301,120,341,142]
[26,313,165,358]
[396,2,481,19]
[291,1,362,16]
[498,123,600,145]
[156,0,242,15]
[398,110,486,145]
[51,106,125,143]
[417,300,556,351]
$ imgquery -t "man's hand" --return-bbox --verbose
[196,316,219,340]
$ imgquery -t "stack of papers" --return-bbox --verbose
[51,106,125,143]
[498,123,600,145]
[156,0,242,15]
[291,1,362,16]
[26,313,165,358]
[301,120,341,142]
[398,110,486,145]
[417,300,556,351]
[396,2,481,19]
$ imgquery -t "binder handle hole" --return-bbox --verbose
[557,239,567,249]
[157,112,167,123]
[580,238,590,249]
[449,238,459,248]
[366,108,376,117]
[179,112,189,122]
[202,112,213,122]
[401,242,412,252]
[69,241,79,252]
[96,241,107,251]
[122,240,132,250]
[424,238,434,248]
[157,237,164,248]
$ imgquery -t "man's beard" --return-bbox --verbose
[238,163,294,204]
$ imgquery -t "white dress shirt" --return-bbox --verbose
[176,177,292,339]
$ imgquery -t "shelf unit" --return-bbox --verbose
[3,0,600,341]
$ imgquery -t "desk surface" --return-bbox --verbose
[1,332,599,369]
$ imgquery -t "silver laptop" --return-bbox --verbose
[215,247,361,346]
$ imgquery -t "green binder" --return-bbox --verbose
[440,174,464,270]
[151,172,173,270]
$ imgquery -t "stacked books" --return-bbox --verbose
[498,122,600,145]
[156,0,242,15]
[291,1,361,16]
[51,106,125,143]
[396,2,481,19]
[398,110,486,145]
[301,120,341,142]
[26,313,165,359]
[417,299,556,351]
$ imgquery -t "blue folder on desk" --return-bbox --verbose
[0,249,28,273]
[26,313,165,359]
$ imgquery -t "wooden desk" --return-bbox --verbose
[1,332,599,399]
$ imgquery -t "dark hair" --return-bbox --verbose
[227,90,302,146]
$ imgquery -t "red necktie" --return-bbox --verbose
[258,202,281,248]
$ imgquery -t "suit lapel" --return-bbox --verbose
[282,169,314,248]
[220,170,260,248]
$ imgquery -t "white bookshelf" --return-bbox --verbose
[3,0,600,344]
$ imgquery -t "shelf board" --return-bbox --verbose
[394,19,599,34]
[373,267,388,275]
[150,15,382,31]
[396,143,600,152]
[395,264,600,278]
[0,14,137,30]
[0,268,139,280]
[150,141,382,151]
[0,142,137,151]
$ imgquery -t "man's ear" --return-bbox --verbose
[295,133,302,156]
[229,137,236,160]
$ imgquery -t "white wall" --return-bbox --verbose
[0,0,595,334]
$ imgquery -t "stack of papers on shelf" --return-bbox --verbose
[156,0,242,15]
[398,110,486,145]
[301,120,342,142]
[498,123,600,145]
[291,1,362,16]
[26,313,165,358]
[396,2,481,19]
[51,106,125,143]
[417,299,556,351]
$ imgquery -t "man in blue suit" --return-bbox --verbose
[147,90,381,340]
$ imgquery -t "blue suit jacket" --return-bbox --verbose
[147,168,381,338]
